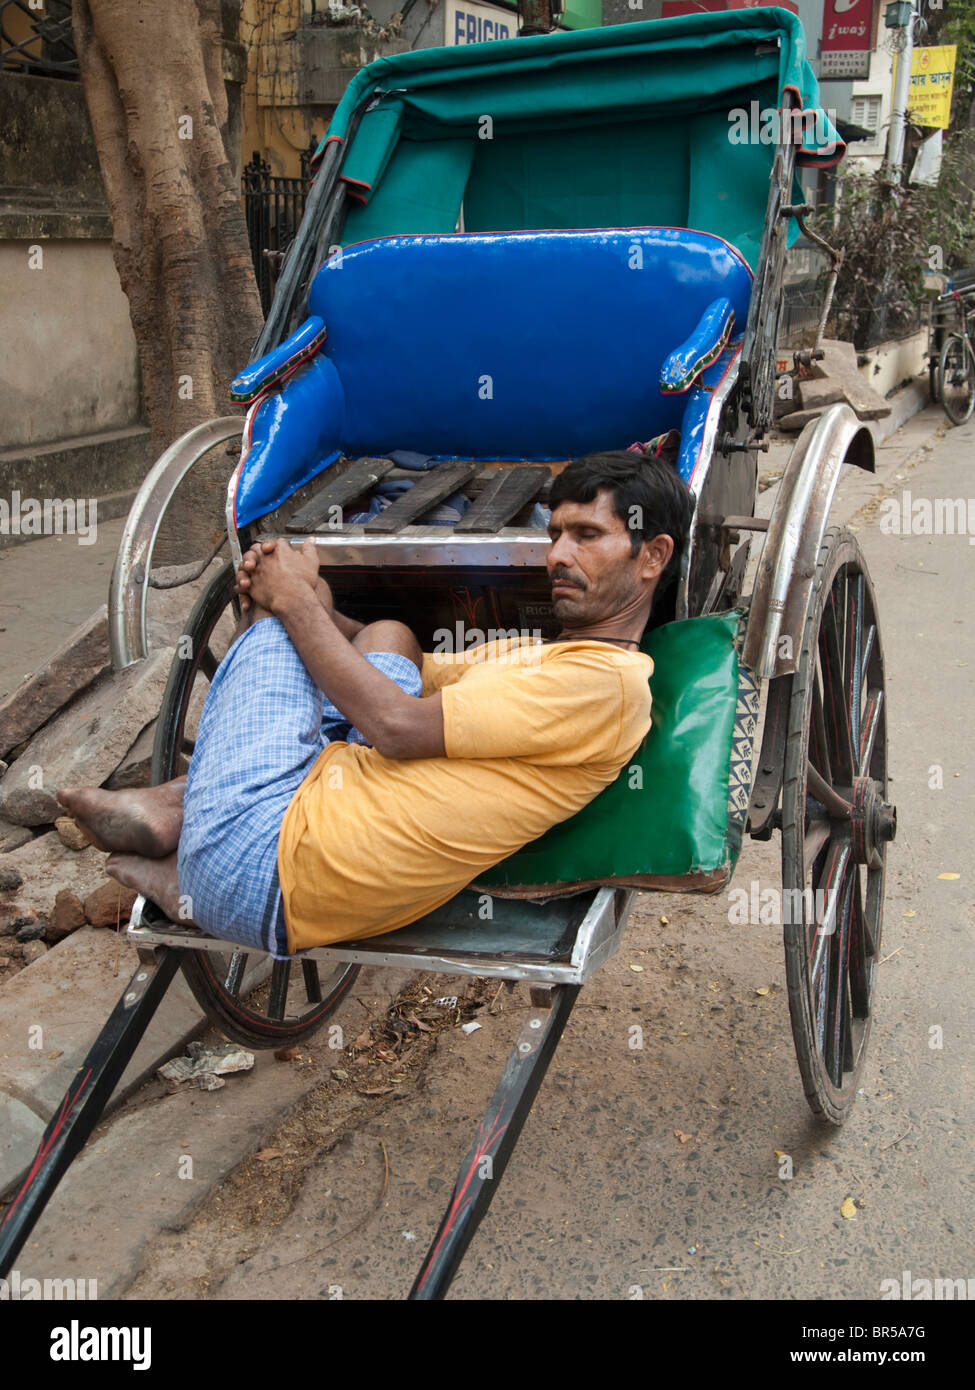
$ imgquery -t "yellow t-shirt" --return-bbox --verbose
[277,638,653,951]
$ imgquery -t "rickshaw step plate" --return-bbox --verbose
[126,887,627,985]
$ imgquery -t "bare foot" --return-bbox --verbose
[57,781,186,858]
[106,851,189,924]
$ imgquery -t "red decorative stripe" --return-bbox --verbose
[0,1068,93,1229]
[231,329,327,403]
[415,1103,509,1292]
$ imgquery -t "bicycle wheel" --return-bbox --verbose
[938,334,975,425]
[780,529,896,1124]
[152,562,360,1049]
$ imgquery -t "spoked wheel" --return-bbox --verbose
[938,333,975,425]
[780,528,896,1124]
[152,561,360,1049]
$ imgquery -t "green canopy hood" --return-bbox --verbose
[313,7,842,269]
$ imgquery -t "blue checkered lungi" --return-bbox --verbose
[177,617,422,958]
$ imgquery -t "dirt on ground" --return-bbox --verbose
[126,971,501,1299]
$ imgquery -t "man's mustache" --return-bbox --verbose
[550,568,586,590]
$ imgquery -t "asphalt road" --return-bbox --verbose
[10,407,974,1302]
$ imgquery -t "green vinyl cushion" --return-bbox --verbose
[476,610,755,895]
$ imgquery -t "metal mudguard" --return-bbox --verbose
[108,417,243,670]
[743,403,874,679]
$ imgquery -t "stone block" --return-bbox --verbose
[104,722,156,790]
[0,865,23,892]
[0,926,205,1133]
[0,832,110,916]
[47,889,86,943]
[0,819,32,853]
[776,408,824,433]
[0,606,110,760]
[0,648,172,825]
[55,816,90,851]
[0,1093,46,1199]
[84,880,138,928]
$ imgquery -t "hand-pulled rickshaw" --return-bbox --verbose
[0,7,896,1299]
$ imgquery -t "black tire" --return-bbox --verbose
[152,562,360,1049]
[938,333,975,425]
[780,528,895,1124]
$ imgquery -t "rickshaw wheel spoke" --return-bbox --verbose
[224,951,248,997]
[302,958,323,1003]
[268,960,292,1020]
[803,817,831,866]
[781,528,892,1124]
[848,869,871,1018]
[858,689,884,774]
[151,562,361,1048]
[818,593,855,786]
[809,668,832,788]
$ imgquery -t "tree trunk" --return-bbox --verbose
[72,0,263,561]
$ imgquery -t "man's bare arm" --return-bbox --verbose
[238,539,445,760]
[314,576,365,641]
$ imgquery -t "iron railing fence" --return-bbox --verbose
[0,0,77,75]
[242,146,318,316]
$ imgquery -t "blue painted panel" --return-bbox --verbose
[234,355,345,528]
[677,345,740,487]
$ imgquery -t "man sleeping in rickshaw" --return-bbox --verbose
[58,451,693,959]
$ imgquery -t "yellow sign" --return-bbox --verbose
[907,46,956,129]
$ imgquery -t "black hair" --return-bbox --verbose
[548,450,695,593]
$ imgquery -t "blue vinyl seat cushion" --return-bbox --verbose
[230,228,752,528]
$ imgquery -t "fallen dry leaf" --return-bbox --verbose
[274,1046,301,1062]
[403,1012,433,1033]
[938,873,961,881]
[755,986,770,996]
[353,1030,372,1050]
[629,963,645,973]
[840,1196,858,1220]
[674,1130,693,1144]
[255,1148,287,1163]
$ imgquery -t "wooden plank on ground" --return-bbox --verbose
[286,456,395,532]
[363,461,477,534]
[453,466,550,533]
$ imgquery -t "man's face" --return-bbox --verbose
[546,488,664,626]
